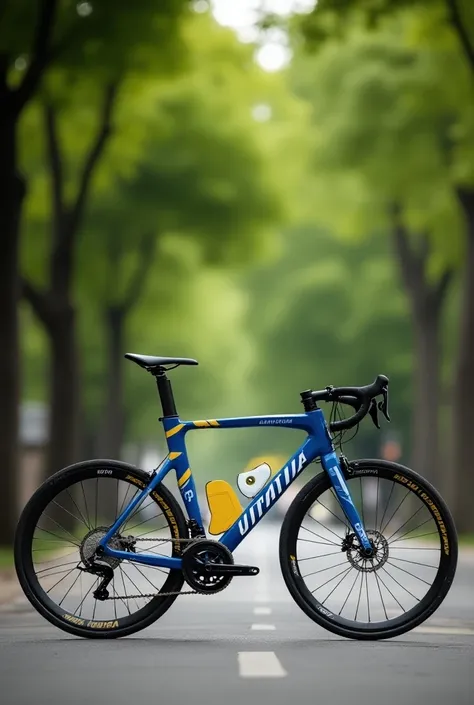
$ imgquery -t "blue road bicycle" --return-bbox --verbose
[15,354,458,640]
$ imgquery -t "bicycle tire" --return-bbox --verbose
[279,459,458,640]
[15,459,188,639]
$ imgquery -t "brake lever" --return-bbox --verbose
[369,398,380,429]
[378,388,391,422]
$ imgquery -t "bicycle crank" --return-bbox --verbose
[181,539,259,594]
[204,563,259,576]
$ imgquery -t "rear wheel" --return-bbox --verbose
[279,459,457,640]
[15,460,188,639]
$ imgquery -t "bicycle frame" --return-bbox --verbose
[99,409,372,568]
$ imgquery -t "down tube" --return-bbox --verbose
[220,437,319,552]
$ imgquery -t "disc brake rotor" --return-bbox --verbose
[345,530,389,573]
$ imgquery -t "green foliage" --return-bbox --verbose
[2,0,190,84]
[17,0,457,494]
[290,5,474,276]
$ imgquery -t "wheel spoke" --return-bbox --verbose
[322,567,354,606]
[65,488,91,530]
[36,560,79,576]
[311,565,352,594]
[298,551,344,562]
[74,573,97,617]
[375,571,405,612]
[302,559,350,580]
[374,476,380,531]
[385,560,432,586]
[380,566,421,601]
[300,524,340,546]
[388,519,434,544]
[80,482,91,528]
[58,570,82,606]
[308,513,344,541]
[360,478,366,528]
[365,570,371,623]
[40,514,81,547]
[315,497,350,530]
[123,501,158,532]
[389,556,438,569]
[338,570,360,616]
[355,570,364,621]
[51,499,87,531]
[385,504,424,543]
[118,568,132,615]
[127,515,166,534]
[94,478,98,527]
[373,570,388,620]
[380,488,411,535]
[378,482,395,533]
[92,579,99,620]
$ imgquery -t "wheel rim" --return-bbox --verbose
[291,471,451,628]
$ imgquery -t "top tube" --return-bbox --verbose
[163,412,328,436]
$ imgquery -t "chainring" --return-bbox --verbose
[181,539,234,594]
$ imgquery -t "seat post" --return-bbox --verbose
[155,369,178,417]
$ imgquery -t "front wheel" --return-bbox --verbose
[279,459,458,640]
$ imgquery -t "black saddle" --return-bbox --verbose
[125,353,198,372]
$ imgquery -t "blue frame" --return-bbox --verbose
[99,409,372,568]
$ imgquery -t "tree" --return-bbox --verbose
[20,9,302,488]
[287,6,473,499]
[294,0,474,531]
[78,15,300,462]
[0,0,190,544]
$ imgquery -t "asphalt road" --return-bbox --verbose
[1,522,472,705]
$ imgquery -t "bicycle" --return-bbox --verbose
[14,353,458,640]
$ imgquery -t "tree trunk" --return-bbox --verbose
[411,305,443,492]
[47,303,80,477]
[452,189,474,533]
[0,117,25,545]
[98,306,125,460]
[391,217,451,494]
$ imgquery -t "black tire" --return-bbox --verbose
[279,459,458,640]
[15,460,188,639]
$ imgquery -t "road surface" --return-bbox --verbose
[0,522,472,705]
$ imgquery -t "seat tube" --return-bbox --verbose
[155,371,177,417]
[321,451,372,552]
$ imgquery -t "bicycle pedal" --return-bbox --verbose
[204,563,260,577]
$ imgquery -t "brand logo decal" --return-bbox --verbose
[258,418,294,425]
[238,452,307,535]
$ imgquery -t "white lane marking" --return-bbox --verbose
[254,607,272,616]
[238,651,287,678]
[251,623,276,630]
[414,626,474,636]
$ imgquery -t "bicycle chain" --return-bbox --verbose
[103,536,201,601]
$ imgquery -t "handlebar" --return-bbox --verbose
[300,374,390,432]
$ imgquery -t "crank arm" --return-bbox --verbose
[204,563,260,577]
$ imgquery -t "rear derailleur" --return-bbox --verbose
[78,535,137,601]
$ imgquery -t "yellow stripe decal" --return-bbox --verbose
[168,452,182,460]
[208,419,220,427]
[193,420,210,427]
[178,468,192,488]
[166,424,184,438]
